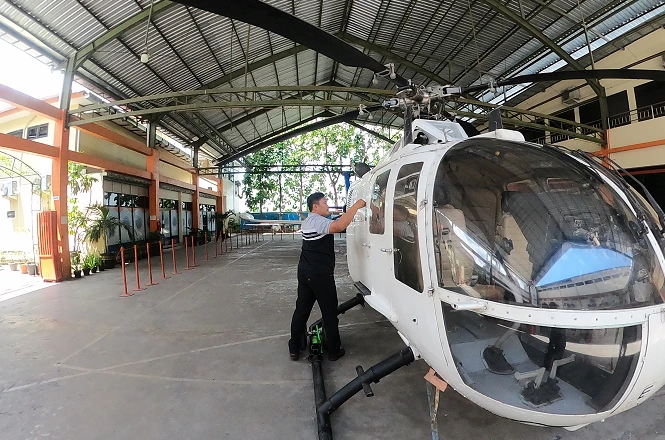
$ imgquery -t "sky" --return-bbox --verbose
[0,38,83,111]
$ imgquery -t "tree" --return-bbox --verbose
[242,122,394,213]
[83,204,133,255]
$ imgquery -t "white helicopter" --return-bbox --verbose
[168,0,665,436]
[343,84,665,431]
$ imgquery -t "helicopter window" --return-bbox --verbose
[432,139,665,310]
[393,162,424,292]
[369,170,390,235]
[442,305,642,415]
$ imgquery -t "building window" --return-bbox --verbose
[635,81,665,121]
[26,123,48,140]
[7,129,23,138]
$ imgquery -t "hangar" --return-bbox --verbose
[0,0,664,439]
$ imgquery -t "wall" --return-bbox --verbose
[517,29,665,116]
[160,162,191,184]
[78,131,146,171]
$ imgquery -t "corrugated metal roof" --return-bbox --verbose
[2,0,662,162]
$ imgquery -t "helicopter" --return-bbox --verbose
[169,0,665,436]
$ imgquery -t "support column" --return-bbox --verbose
[216,177,224,213]
[52,110,71,279]
[148,150,160,232]
[58,56,75,113]
[146,119,160,232]
[192,172,200,230]
[627,87,638,123]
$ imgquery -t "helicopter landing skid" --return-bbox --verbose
[307,293,415,440]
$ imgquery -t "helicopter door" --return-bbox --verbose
[386,161,437,351]
[366,168,396,320]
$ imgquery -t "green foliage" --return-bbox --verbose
[70,251,82,270]
[83,204,133,254]
[82,254,95,270]
[242,122,394,212]
[68,162,97,196]
[68,200,88,252]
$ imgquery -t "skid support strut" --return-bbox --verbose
[307,293,415,440]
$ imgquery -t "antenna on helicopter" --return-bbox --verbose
[488,108,503,132]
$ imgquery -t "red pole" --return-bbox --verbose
[120,247,132,297]
[160,241,170,279]
[146,243,158,286]
[185,235,192,270]
[205,232,209,261]
[133,245,145,291]
[171,238,180,274]
[192,235,197,267]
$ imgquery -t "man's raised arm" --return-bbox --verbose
[329,199,366,233]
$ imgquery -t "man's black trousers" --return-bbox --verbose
[289,271,340,354]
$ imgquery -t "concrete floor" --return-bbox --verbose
[1,233,665,440]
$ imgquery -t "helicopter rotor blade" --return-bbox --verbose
[464,69,665,94]
[172,0,409,87]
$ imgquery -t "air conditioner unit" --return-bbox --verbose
[562,88,582,104]
[1,179,19,198]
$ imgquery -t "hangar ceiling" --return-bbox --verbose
[0,0,663,164]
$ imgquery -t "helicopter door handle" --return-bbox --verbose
[362,242,371,247]
[380,248,395,254]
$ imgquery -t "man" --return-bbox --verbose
[289,192,366,361]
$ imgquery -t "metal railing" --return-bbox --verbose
[526,100,665,145]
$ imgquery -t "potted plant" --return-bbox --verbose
[71,253,82,278]
[9,261,18,271]
[94,254,104,272]
[82,255,92,276]
[26,261,37,276]
[19,261,28,274]
[84,204,133,269]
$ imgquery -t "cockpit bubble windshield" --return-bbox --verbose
[432,140,665,310]
[442,305,641,415]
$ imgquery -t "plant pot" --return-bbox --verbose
[19,263,28,274]
[98,265,105,272]
[101,254,116,269]
[91,267,98,273]
[83,268,91,276]
[26,263,37,276]
[73,270,82,279]
[9,262,18,271]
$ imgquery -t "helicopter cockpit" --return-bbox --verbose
[432,138,664,415]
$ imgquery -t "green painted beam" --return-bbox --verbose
[482,0,609,130]
[74,0,177,68]
[68,99,372,126]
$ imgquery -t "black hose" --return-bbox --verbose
[318,347,415,416]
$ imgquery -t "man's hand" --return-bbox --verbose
[352,199,366,210]
[329,198,366,233]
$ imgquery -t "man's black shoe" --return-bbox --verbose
[328,347,345,361]
[289,352,299,361]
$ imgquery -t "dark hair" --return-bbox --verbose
[307,192,326,211]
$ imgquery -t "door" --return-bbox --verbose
[365,167,396,321]
[385,160,437,350]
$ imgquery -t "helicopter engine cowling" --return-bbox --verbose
[346,122,665,429]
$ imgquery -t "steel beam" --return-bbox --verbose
[69,99,374,126]
[74,0,177,68]
[339,33,453,85]
[481,0,609,131]
[68,86,393,115]
[347,121,394,143]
